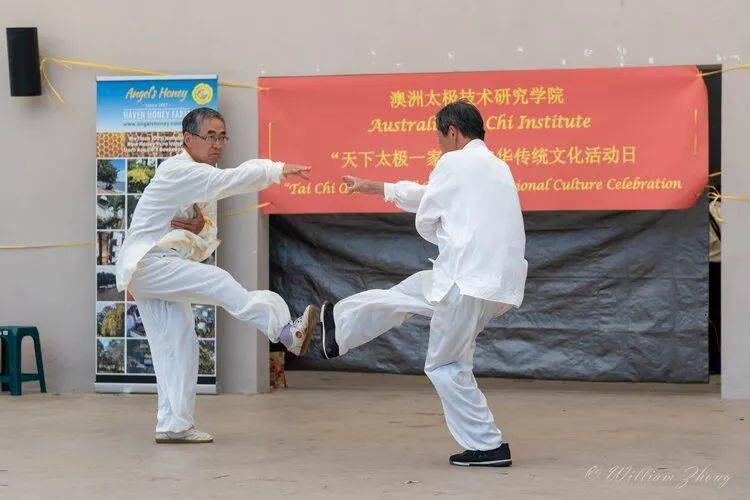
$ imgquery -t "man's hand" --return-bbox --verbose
[342,176,385,196]
[171,203,205,235]
[282,163,312,180]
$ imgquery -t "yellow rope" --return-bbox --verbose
[40,56,269,104]
[220,80,269,91]
[705,184,750,203]
[709,194,723,224]
[699,63,750,77]
[14,57,271,250]
[0,241,94,250]
[2,204,270,250]
[708,171,722,178]
[715,193,750,202]
[48,57,168,76]
[39,56,68,103]
[222,202,272,219]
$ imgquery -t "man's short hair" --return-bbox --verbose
[182,107,225,135]
[436,100,485,140]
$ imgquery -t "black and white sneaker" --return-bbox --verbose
[319,301,340,359]
[449,443,512,467]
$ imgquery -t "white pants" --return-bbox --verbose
[335,270,511,451]
[128,250,291,433]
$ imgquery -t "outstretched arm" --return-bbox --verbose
[155,159,311,208]
[343,176,426,213]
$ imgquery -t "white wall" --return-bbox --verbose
[1,0,748,397]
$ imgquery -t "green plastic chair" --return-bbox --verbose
[0,326,47,396]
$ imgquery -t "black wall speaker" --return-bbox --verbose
[6,27,42,96]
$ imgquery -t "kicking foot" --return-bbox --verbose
[155,427,214,444]
[449,443,512,467]
[286,305,320,356]
[319,301,340,359]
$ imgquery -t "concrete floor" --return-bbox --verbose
[0,372,748,500]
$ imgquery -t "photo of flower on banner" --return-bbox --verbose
[258,66,708,213]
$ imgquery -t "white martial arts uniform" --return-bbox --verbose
[116,151,291,433]
[334,139,527,451]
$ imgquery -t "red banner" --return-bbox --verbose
[258,66,707,214]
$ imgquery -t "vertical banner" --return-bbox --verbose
[95,75,219,394]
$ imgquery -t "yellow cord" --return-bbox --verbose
[10,58,271,250]
[699,63,750,77]
[222,202,272,219]
[0,241,95,250]
[704,184,749,203]
[2,204,271,250]
[40,56,269,104]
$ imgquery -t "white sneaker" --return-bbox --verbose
[287,305,320,356]
[155,427,214,444]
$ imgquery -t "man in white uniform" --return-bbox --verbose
[319,101,527,467]
[116,108,318,444]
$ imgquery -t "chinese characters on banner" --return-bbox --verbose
[258,66,708,213]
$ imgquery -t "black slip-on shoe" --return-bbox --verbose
[449,443,512,467]
[319,301,340,359]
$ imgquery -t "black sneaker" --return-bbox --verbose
[449,443,512,467]
[320,301,340,359]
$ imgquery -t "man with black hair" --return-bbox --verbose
[319,101,527,467]
[117,107,319,444]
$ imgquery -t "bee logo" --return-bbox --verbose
[192,83,214,105]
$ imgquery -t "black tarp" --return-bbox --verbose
[271,197,708,382]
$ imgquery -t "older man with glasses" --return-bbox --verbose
[116,107,318,444]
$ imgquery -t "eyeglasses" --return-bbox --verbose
[189,132,230,145]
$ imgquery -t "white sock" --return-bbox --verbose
[278,323,294,349]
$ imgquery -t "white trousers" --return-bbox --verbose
[128,250,291,433]
[335,270,511,451]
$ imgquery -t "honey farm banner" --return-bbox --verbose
[95,75,219,394]
[258,66,708,213]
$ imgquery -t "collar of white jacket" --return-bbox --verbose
[464,138,486,150]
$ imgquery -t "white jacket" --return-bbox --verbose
[116,151,284,291]
[384,139,527,306]
[155,201,219,262]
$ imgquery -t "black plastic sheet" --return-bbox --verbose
[271,198,708,382]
